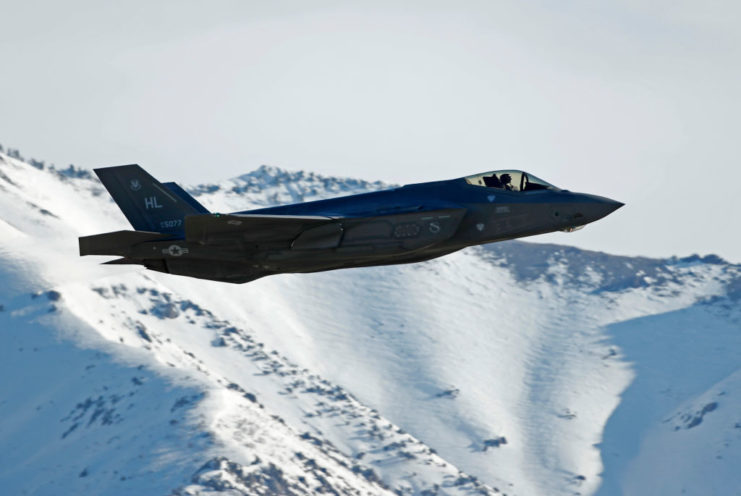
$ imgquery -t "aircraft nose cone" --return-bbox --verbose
[578,194,624,222]
[601,197,624,214]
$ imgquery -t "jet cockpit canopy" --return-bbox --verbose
[465,170,559,192]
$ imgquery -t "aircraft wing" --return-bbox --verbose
[185,214,335,246]
[185,208,467,251]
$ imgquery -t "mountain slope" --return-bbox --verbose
[0,149,739,495]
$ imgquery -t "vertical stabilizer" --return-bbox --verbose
[162,182,210,214]
[94,164,204,236]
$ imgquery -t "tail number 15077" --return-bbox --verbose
[160,219,182,229]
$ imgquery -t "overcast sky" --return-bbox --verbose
[1,0,739,261]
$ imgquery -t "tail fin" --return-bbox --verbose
[162,182,210,214]
[94,164,209,236]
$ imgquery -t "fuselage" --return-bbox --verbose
[81,165,623,284]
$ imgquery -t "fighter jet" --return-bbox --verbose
[79,165,623,283]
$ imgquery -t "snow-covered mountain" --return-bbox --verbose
[0,147,739,496]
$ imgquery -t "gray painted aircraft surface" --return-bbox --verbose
[79,165,623,283]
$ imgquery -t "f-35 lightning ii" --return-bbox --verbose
[79,165,623,283]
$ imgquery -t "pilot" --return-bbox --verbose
[483,174,503,188]
[500,173,513,190]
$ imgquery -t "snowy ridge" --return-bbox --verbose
[188,165,391,213]
[0,148,740,495]
[0,152,498,496]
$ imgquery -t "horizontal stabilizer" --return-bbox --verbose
[79,230,171,256]
[103,257,144,265]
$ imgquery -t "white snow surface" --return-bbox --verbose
[0,150,739,496]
